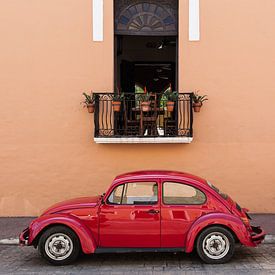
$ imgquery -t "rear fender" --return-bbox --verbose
[185,213,254,253]
[28,214,96,254]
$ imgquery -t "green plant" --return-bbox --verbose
[82,92,95,106]
[164,90,178,101]
[136,92,151,102]
[192,91,208,104]
[113,93,124,101]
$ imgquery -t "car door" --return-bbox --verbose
[161,180,210,248]
[99,180,161,248]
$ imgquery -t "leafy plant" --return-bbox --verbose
[113,93,124,101]
[164,90,178,101]
[192,91,208,104]
[136,92,151,102]
[82,92,95,106]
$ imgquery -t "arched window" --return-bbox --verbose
[115,0,178,36]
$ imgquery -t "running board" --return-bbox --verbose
[95,247,184,253]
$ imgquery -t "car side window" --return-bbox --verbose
[163,182,206,205]
[107,182,158,205]
[107,184,124,204]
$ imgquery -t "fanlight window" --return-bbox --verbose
[115,1,178,35]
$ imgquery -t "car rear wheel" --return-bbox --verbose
[38,225,80,265]
[196,226,235,264]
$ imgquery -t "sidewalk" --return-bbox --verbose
[1,244,275,274]
[0,214,274,242]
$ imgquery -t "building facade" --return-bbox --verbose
[1,0,275,216]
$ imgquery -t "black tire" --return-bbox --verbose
[38,225,80,265]
[196,226,235,264]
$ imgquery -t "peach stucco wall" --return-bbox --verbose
[0,0,275,216]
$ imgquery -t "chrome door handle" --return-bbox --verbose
[147,209,160,214]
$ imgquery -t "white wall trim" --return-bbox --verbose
[94,137,193,144]
[92,0,104,41]
[189,0,200,41]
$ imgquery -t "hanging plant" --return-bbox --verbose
[137,92,151,112]
[112,92,124,112]
[192,91,208,112]
[82,92,95,113]
[164,87,178,112]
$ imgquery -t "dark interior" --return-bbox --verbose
[115,35,177,93]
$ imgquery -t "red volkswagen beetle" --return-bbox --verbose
[20,171,265,265]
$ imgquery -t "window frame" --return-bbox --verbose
[162,181,207,206]
[106,181,159,206]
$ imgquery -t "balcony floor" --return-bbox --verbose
[94,137,193,144]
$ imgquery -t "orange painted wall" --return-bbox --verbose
[0,0,275,216]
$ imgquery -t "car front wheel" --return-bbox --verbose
[196,226,235,264]
[38,225,80,265]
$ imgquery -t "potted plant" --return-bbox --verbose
[112,93,124,112]
[192,91,208,112]
[164,90,178,112]
[136,86,151,112]
[137,92,151,112]
[82,92,95,113]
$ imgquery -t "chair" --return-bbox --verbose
[142,93,158,136]
[123,99,140,136]
[164,107,177,136]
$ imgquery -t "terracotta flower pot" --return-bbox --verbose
[112,101,121,112]
[167,101,175,112]
[141,101,150,112]
[193,102,202,112]
[87,104,95,113]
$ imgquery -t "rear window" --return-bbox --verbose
[163,182,206,205]
[207,181,228,200]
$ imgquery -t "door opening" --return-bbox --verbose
[115,35,177,94]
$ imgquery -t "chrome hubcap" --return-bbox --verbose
[202,232,230,260]
[45,233,73,261]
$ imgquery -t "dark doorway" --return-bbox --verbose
[114,0,178,94]
[112,0,179,137]
[115,35,177,94]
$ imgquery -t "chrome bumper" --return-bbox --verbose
[19,228,29,246]
[251,226,266,245]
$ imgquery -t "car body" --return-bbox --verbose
[19,170,265,265]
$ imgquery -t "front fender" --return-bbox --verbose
[185,213,254,253]
[28,214,97,254]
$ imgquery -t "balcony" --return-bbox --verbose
[93,93,193,144]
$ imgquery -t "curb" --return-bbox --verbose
[1,235,275,246]
[264,235,275,244]
[0,238,19,245]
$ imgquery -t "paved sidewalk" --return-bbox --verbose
[0,244,274,274]
[0,215,274,274]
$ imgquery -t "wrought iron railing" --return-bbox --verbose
[94,93,193,138]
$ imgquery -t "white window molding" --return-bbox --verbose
[189,0,200,41]
[92,0,104,41]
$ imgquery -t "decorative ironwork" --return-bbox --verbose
[94,92,193,139]
[115,0,178,35]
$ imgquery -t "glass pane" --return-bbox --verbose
[107,184,124,204]
[122,182,158,205]
[163,182,206,205]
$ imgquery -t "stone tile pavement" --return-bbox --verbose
[0,244,274,274]
[0,215,274,274]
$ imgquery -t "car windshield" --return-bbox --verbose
[207,181,228,200]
